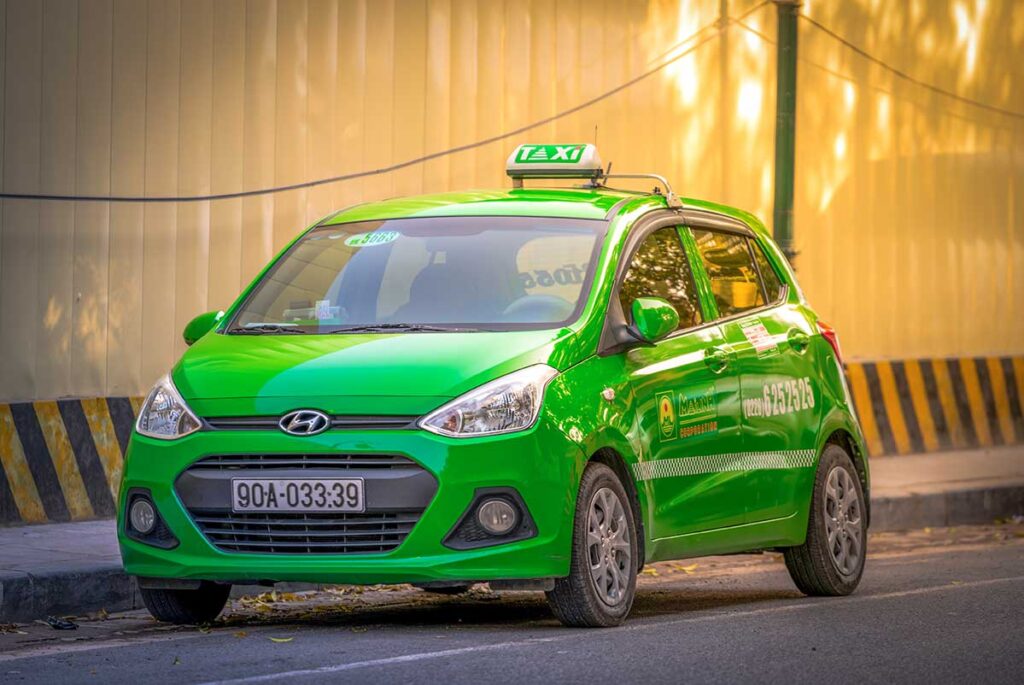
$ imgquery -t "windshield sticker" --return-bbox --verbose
[741,321,778,358]
[743,377,815,419]
[344,231,400,248]
[314,299,341,321]
[657,383,718,443]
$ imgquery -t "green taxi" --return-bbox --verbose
[118,144,869,627]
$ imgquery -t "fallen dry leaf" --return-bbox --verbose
[269,637,294,643]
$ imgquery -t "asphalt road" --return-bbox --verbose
[2,524,1022,684]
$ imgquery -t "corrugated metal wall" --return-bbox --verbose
[0,0,1021,403]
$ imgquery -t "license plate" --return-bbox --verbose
[231,478,365,513]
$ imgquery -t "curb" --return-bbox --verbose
[0,564,141,623]
[3,485,1022,623]
[871,484,1024,532]
[0,571,318,623]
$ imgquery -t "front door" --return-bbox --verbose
[619,227,746,539]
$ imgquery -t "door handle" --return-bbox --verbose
[788,329,810,353]
[704,346,729,373]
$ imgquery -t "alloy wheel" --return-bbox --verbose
[823,465,863,575]
[586,487,632,606]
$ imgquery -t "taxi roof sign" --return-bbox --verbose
[506,144,603,181]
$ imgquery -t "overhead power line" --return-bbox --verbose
[799,13,1024,120]
[0,2,770,204]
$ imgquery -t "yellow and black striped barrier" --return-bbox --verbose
[0,397,142,525]
[846,357,1024,457]
[0,355,1022,525]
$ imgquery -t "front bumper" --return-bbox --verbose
[117,419,584,585]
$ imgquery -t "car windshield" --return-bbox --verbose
[228,216,607,333]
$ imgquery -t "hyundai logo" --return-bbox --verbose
[279,409,331,436]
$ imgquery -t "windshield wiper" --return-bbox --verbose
[328,323,483,334]
[226,324,306,335]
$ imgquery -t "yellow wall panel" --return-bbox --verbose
[240,0,277,288]
[208,0,246,309]
[305,0,340,226]
[0,0,1021,401]
[362,0,396,202]
[392,0,427,198]
[72,0,113,398]
[422,0,450,194]
[36,0,78,401]
[0,0,42,401]
[106,0,147,396]
[273,0,310,254]
[140,0,180,389]
[175,0,214,362]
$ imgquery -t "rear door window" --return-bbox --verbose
[690,229,765,318]
[748,238,785,303]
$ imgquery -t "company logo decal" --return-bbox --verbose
[657,391,676,439]
[279,410,331,436]
[656,383,718,442]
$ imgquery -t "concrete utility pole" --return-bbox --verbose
[772,0,800,264]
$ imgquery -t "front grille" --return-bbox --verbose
[203,415,417,431]
[191,510,421,554]
[189,453,417,470]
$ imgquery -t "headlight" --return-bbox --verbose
[419,364,558,438]
[135,374,201,440]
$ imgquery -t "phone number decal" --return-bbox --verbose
[744,377,815,418]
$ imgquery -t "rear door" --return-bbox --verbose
[619,226,746,538]
[687,225,822,524]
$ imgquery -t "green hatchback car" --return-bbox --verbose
[119,144,869,627]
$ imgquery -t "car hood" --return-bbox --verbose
[172,328,580,416]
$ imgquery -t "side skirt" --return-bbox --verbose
[645,511,806,563]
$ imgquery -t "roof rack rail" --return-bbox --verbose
[587,172,683,209]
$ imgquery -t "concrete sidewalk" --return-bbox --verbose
[2,446,1022,623]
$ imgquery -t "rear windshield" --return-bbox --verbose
[228,216,607,333]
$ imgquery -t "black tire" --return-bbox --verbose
[546,462,638,627]
[140,582,231,625]
[785,444,867,596]
[413,583,474,595]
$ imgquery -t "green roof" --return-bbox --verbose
[323,188,656,224]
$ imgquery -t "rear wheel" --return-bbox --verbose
[547,463,638,627]
[140,582,231,625]
[784,444,866,595]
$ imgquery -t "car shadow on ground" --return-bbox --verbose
[213,585,803,632]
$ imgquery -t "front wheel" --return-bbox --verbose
[140,582,231,624]
[546,463,638,627]
[784,444,867,595]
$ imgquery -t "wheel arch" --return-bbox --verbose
[588,447,647,570]
[823,428,871,528]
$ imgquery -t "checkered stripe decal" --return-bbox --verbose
[632,450,817,482]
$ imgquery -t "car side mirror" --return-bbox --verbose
[183,310,225,346]
[630,297,679,343]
